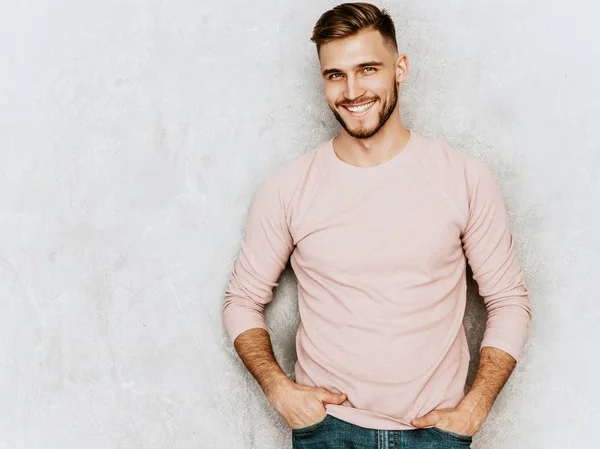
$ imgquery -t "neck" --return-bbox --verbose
[334,122,411,168]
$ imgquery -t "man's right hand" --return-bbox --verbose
[266,380,348,430]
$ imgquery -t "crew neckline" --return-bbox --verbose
[325,129,418,175]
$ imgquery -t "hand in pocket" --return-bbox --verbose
[268,382,347,430]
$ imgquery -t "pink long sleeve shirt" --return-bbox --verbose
[222,130,532,431]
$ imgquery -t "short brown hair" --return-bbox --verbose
[310,2,398,57]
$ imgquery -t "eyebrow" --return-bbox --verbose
[321,60,385,77]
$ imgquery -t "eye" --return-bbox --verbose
[328,67,375,80]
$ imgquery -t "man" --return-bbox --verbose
[222,2,532,448]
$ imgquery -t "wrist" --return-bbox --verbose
[264,374,294,403]
[458,389,492,418]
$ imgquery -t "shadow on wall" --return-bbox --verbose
[464,262,487,388]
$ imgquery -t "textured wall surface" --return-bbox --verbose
[1,1,598,448]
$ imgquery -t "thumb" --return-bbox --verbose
[320,389,347,404]
[411,410,440,428]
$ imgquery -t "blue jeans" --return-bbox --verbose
[292,414,472,448]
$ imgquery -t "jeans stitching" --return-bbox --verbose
[429,426,473,441]
[291,414,330,435]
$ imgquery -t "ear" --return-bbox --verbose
[395,53,409,83]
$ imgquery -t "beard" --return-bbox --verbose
[329,80,399,139]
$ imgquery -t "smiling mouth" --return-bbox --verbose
[342,100,376,117]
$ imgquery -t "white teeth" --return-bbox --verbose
[346,101,375,112]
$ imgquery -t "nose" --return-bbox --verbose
[344,75,365,101]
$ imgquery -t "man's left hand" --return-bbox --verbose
[410,403,488,437]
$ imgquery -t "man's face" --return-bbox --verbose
[319,29,407,139]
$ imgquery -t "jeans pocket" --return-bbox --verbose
[429,425,473,442]
[291,413,330,434]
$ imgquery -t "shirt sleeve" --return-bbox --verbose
[461,156,532,363]
[221,169,295,345]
